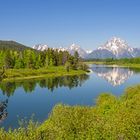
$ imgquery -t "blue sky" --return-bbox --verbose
[0,0,140,50]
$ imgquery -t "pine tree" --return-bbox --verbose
[4,51,14,69]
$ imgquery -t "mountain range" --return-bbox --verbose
[1,37,140,59]
[33,43,89,58]
[33,37,140,59]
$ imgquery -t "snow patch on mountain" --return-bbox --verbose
[86,50,92,54]
[33,37,140,59]
[67,43,87,58]
[33,44,49,51]
[33,43,88,58]
[87,37,140,59]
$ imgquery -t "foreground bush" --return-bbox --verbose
[0,85,140,140]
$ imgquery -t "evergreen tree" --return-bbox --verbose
[4,51,14,69]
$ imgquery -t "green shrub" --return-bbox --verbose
[0,84,140,139]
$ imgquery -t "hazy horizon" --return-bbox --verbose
[0,0,140,49]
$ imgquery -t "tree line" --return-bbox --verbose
[85,57,140,64]
[0,48,87,71]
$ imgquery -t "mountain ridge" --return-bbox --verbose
[87,37,140,59]
[33,37,140,59]
[0,40,31,51]
[33,43,88,58]
[1,37,140,59]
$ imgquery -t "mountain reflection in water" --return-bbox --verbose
[0,65,140,129]
[91,65,135,86]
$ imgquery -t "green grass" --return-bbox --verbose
[0,84,139,139]
[84,61,140,68]
[0,66,87,82]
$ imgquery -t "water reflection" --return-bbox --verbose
[91,65,135,86]
[0,99,8,123]
[0,74,89,97]
[0,65,140,129]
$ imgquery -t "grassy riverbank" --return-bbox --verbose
[0,84,139,139]
[84,61,140,68]
[0,66,87,82]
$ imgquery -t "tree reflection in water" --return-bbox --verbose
[0,74,89,96]
[0,99,8,123]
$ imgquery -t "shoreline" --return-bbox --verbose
[1,67,87,82]
[84,61,140,68]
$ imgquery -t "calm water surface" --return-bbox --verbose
[0,64,140,129]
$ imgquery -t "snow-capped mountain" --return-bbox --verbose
[33,44,49,51]
[86,50,92,54]
[99,37,132,57]
[67,43,87,58]
[91,65,133,86]
[87,37,140,59]
[33,43,88,58]
[57,46,67,52]
[33,44,67,52]
[33,37,140,59]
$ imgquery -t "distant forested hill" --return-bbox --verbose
[0,40,31,51]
